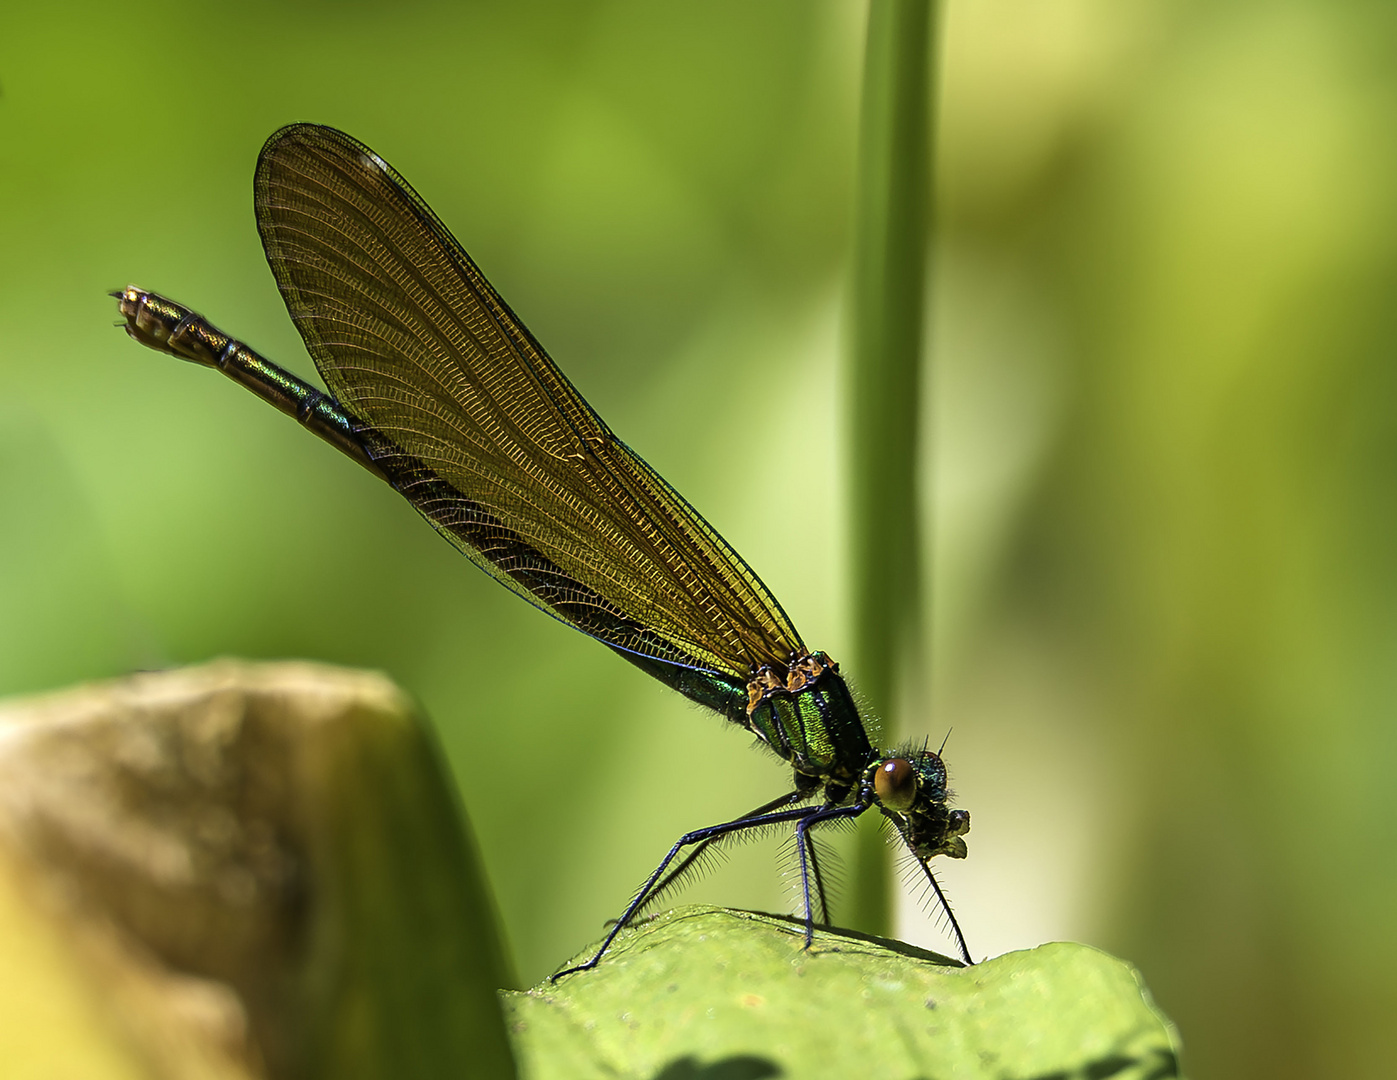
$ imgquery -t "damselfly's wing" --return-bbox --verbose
[253,124,803,682]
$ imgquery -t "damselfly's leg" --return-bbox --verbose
[793,802,866,947]
[642,788,811,911]
[552,800,831,980]
[801,826,831,926]
[895,822,973,966]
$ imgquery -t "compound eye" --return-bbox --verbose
[874,757,918,811]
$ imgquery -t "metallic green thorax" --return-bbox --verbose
[745,652,872,785]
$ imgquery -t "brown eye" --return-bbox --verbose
[874,758,918,811]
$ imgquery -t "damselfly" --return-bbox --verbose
[115,124,971,977]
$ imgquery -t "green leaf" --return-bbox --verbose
[506,906,1181,1080]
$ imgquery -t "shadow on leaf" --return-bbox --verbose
[652,1053,783,1080]
[1017,1046,1181,1080]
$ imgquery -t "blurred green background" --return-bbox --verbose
[2,2,1395,1078]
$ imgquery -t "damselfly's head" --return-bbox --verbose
[868,750,970,861]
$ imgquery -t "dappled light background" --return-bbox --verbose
[2,3,1395,1078]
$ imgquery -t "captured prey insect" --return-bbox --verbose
[114,124,971,977]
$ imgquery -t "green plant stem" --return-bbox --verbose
[845,0,937,938]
